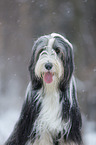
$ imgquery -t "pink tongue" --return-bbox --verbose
[44,72,53,84]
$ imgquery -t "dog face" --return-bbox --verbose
[35,38,64,86]
[29,33,74,90]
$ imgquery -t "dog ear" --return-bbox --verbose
[28,51,43,90]
[59,42,74,92]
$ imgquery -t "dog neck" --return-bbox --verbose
[43,78,59,96]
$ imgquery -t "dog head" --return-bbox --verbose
[29,33,74,91]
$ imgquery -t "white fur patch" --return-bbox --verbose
[33,132,53,145]
[47,37,55,53]
[69,76,77,108]
[25,82,32,99]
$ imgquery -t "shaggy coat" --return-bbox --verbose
[5,33,82,145]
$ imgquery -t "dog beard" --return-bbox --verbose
[35,50,63,86]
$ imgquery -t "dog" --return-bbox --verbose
[5,33,82,145]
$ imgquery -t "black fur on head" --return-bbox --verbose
[53,35,74,91]
[29,33,74,91]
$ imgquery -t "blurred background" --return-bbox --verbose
[0,0,96,144]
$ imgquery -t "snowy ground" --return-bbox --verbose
[83,121,96,145]
[0,80,23,145]
[0,108,20,144]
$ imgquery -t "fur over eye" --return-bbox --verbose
[55,47,60,54]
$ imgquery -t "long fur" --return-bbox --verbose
[5,33,82,145]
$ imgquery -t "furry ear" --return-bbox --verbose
[59,42,74,92]
[52,35,74,92]
[29,51,43,90]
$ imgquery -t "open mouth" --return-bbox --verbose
[42,72,54,84]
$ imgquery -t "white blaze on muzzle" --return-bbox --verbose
[47,37,55,54]
[35,37,63,84]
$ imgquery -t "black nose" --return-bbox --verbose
[45,62,53,70]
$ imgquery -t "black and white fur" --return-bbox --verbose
[5,33,82,145]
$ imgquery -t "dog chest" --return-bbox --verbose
[34,92,64,135]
